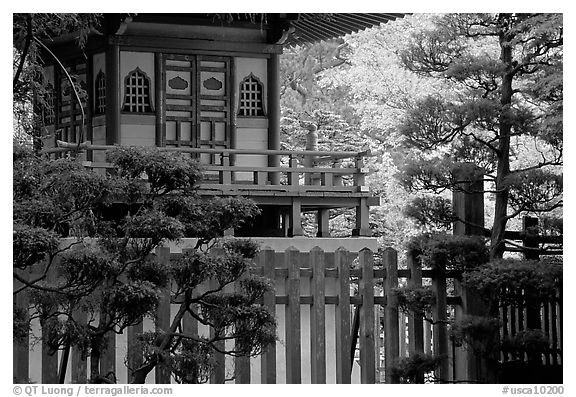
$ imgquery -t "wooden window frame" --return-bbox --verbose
[238,73,265,117]
[94,70,106,115]
[122,67,154,114]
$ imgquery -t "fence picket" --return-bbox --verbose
[41,262,59,384]
[383,248,399,384]
[13,270,30,383]
[432,263,449,382]
[71,310,88,383]
[406,251,424,383]
[259,247,276,384]
[359,248,375,384]
[285,247,302,384]
[155,247,172,384]
[310,247,326,384]
[335,248,351,384]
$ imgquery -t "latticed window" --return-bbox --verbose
[122,68,153,113]
[95,70,106,115]
[238,74,264,117]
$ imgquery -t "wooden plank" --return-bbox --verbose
[335,248,351,383]
[310,247,326,384]
[432,264,449,381]
[551,299,559,366]
[543,301,551,366]
[127,321,143,383]
[358,248,376,384]
[13,270,30,383]
[406,252,424,383]
[234,271,251,386]
[204,165,359,174]
[285,247,301,384]
[155,247,172,383]
[42,262,59,384]
[207,248,226,384]
[289,198,303,237]
[260,248,276,384]
[71,310,88,383]
[384,247,400,383]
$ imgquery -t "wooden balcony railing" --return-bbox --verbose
[43,144,372,195]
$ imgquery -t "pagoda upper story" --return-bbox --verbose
[40,14,402,237]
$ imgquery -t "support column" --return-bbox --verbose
[316,208,330,237]
[452,167,493,382]
[267,54,280,185]
[155,52,165,147]
[352,198,371,237]
[105,40,121,145]
[289,198,303,237]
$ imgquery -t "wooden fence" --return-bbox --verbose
[13,244,562,384]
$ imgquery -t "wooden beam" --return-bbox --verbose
[105,42,120,145]
[267,54,281,184]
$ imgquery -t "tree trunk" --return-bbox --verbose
[490,16,515,260]
[130,301,189,383]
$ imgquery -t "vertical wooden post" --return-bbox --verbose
[288,154,299,187]
[353,155,365,187]
[13,270,30,383]
[267,54,280,185]
[335,248,351,384]
[407,251,424,372]
[452,166,490,382]
[155,52,165,147]
[384,248,400,383]
[105,41,120,145]
[316,208,330,237]
[432,264,449,382]
[359,248,376,384]
[523,216,542,366]
[333,161,343,187]
[352,198,371,237]
[154,247,171,384]
[220,153,232,185]
[260,248,276,384]
[234,271,252,386]
[424,320,432,356]
[71,311,88,383]
[289,198,303,237]
[452,166,484,236]
[399,312,407,358]
[127,321,143,383]
[42,262,59,384]
[285,247,302,384]
[310,247,326,384]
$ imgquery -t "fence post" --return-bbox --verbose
[285,247,302,384]
[41,261,59,384]
[452,167,493,382]
[260,248,277,384]
[220,153,232,185]
[384,248,400,383]
[13,270,30,383]
[359,248,376,383]
[310,247,326,384]
[407,251,425,383]
[523,216,542,367]
[154,247,172,384]
[71,310,88,383]
[432,261,449,382]
[335,248,351,383]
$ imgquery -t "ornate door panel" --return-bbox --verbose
[196,56,232,166]
[163,54,196,149]
[162,54,232,173]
